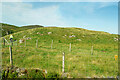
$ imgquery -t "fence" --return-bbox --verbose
[1,37,118,78]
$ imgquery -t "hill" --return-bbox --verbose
[1,26,118,78]
[22,25,43,29]
[0,23,44,37]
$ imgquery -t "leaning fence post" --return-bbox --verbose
[36,39,38,48]
[69,43,71,52]
[9,45,13,66]
[3,38,5,46]
[51,40,53,49]
[91,46,93,55]
[62,52,65,73]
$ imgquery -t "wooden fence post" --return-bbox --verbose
[9,46,13,66]
[25,39,26,47]
[62,52,65,73]
[4,38,9,45]
[51,40,53,49]
[36,39,38,48]
[16,40,18,46]
[91,46,93,55]
[69,43,71,52]
[3,38,5,46]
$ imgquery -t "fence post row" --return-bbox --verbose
[3,37,5,46]
[69,43,71,52]
[91,46,93,55]
[62,52,65,73]
[51,40,53,49]
[36,39,38,48]
[9,46,13,66]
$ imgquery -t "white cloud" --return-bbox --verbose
[83,2,118,14]
[2,3,69,27]
[1,0,120,2]
[0,3,2,22]
[1,0,22,2]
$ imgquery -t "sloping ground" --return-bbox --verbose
[1,27,118,78]
[22,25,43,29]
[0,23,43,36]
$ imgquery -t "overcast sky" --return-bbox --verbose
[1,1,119,34]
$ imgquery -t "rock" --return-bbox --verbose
[19,39,22,43]
[19,39,24,43]
[61,73,68,78]
[116,76,119,79]
[107,76,110,78]
[20,68,25,73]
[26,37,31,40]
[23,35,26,39]
[69,35,76,38]
[64,35,67,36]
[103,76,105,78]
[48,32,52,34]
[77,39,81,41]
[110,76,114,78]
[16,68,20,73]
[82,36,85,37]
[114,37,118,41]
[37,32,40,34]
[87,76,91,78]
[21,73,25,76]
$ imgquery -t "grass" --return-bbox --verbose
[0,23,43,37]
[1,27,118,78]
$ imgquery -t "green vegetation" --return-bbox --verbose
[0,23,43,36]
[1,25,118,78]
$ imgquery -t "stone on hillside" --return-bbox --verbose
[87,76,91,78]
[64,35,67,36]
[77,39,81,41]
[102,76,105,78]
[116,76,119,79]
[26,37,31,40]
[69,36,72,38]
[21,73,25,76]
[69,35,76,38]
[61,73,68,78]
[63,35,67,38]
[23,35,26,38]
[16,68,20,73]
[19,39,23,43]
[82,36,85,37]
[114,37,118,41]
[48,32,52,34]
[110,76,114,78]
[37,32,40,34]
[20,68,25,73]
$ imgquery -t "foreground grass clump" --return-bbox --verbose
[1,27,118,78]
[2,66,61,79]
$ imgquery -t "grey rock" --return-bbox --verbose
[16,68,20,73]
[61,73,68,78]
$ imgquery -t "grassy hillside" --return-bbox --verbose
[0,23,43,37]
[1,27,118,78]
[22,25,44,29]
